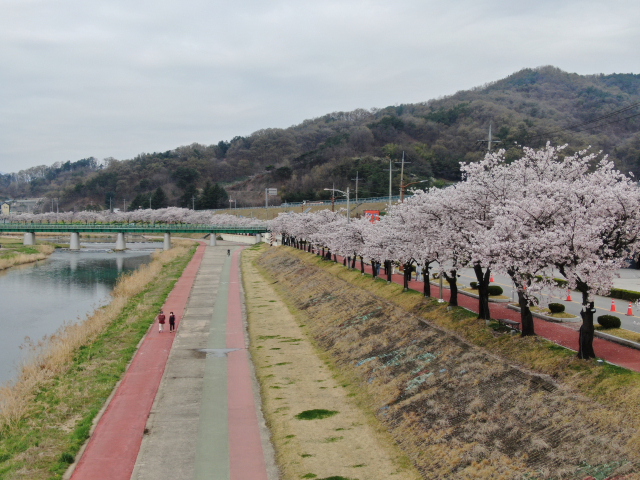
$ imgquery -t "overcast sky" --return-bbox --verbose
[1,0,638,173]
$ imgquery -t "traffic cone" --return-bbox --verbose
[566,289,572,301]
[490,273,494,283]
[610,299,616,312]
[627,302,633,316]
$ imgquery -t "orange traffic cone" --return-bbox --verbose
[566,289,572,301]
[610,299,616,312]
[627,302,633,316]
[490,273,494,282]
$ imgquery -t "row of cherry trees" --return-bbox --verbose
[0,207,266,227]
[270,144,640,360]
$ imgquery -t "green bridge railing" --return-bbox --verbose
[0,223,269,234]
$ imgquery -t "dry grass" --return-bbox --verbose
[254,246,640,479]
[0,244,54,271]
[0,245,189,430]
[242,247,420,480]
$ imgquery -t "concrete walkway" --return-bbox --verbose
[69,243,275,480]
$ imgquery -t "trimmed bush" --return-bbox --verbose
[609,288,640,302]
[487,286,503,296]
[548,303,565,314]
[597,315,621,329]
[470,281,478,289]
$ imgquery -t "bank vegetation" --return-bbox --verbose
[0,240,196,479]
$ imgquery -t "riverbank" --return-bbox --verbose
[0,236,55,271]
[255,246,640,479]
[0,241,196,479]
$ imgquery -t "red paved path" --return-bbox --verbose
[226,248,269,480]
[318,249,640,372]
[70,243,206,480]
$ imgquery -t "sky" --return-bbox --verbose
[1,0,639,173]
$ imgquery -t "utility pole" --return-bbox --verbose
[192,196,195,210]
[331,183,335,212]
[346,187,350,224]
[123,198,126,212]
[395,151,411,202]
[351,171,361,203]
[384,159,395,211]
[477,123,501,152]
[149,195,152,210]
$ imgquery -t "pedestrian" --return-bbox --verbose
[169,311,176,333]
[227,249,230,256]
[157,310,166,333]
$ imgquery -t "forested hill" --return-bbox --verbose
[3,66,640,211]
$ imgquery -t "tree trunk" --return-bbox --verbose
[403,262,411,291]
[360,256,365,275]
[578,293,596,359]
[351,254,357,269]
[322,247,325,257]
[423,262,431,298]
[517,289,535,336]
[333,254,337,263]
[474,264,491,320]
[343,257,347,266]
[386,260,392,283]
[444,270,457,306]
[372,260,377,279]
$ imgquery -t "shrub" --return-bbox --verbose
[470,282,478,289]
[609,288,640,302]
[597,315,621,329]
[487,286,503,296]
[548,303,565,314]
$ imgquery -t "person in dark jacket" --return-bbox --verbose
[169,312,176,333]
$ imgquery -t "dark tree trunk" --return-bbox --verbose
[423,262,431,298]
[322,247,325,257]
[386,260,392,283]
[403,262,412,291]
[578,292,596,359]
[351,254,357,269]
[343,257,347,266]
[517,289,535,336]
[333,254,337,263]
[473,264,491,320]
[360,256,365,274]
[372,260,377,279]
[281,234,285,245]
[443,269,457,306]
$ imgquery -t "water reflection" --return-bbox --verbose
[1,244,154,385]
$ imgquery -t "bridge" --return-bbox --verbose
[0,223,269,250]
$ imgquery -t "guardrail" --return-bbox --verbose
[206,195,409,212]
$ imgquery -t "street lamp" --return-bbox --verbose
[399,179,430,202]
[324,187,350,223]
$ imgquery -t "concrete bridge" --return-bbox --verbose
[0,224,268,250]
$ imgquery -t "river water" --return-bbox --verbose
[1,243,156,385]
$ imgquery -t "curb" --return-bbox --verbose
[458,289,511,303]
[594,330,640,351]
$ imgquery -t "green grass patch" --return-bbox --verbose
[294,409,339,420]
[0,245,196,479]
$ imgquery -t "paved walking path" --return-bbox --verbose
[324,251,640,373]
[69,243,274,480]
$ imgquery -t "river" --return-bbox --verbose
[1,243,156,385]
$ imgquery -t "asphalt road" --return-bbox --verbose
[455,269,640,334]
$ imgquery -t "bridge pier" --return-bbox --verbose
[255,233,261,243]
[210,234,217,246]
[163,232,171,251]
[23,232,35,245]
[70,232,80,250]
[115,232,127,250]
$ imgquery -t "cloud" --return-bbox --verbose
[1,0,639,172]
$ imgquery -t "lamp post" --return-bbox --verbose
[324,187,350,223]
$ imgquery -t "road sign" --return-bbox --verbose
[267,188,277,196]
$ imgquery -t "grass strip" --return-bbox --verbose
[0,243,196,479]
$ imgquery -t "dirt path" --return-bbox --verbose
[242,247,421,480]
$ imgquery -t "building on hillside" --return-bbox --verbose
[1,203,9,215]
[10,198,42,214]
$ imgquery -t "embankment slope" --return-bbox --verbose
[255,246,640,479]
